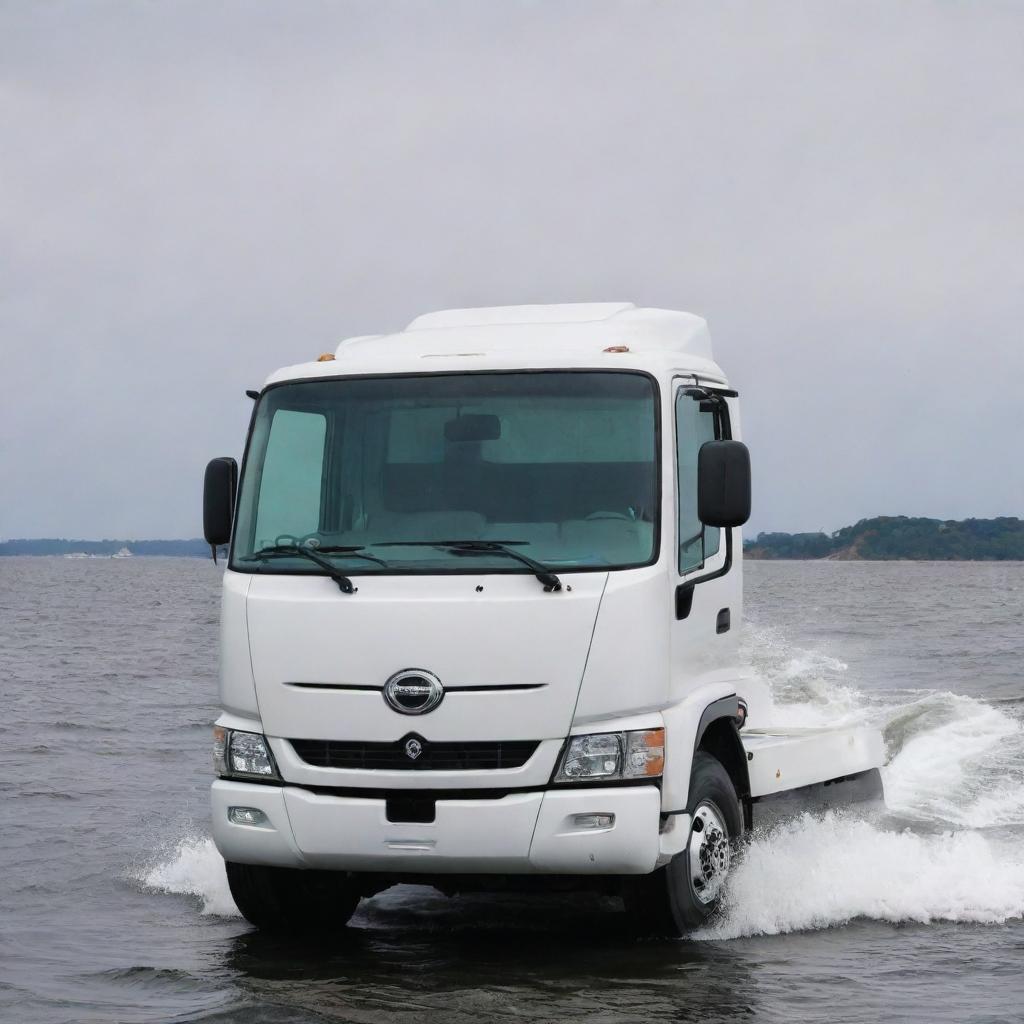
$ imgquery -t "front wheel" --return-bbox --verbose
[625,751,742,935]
[225,861,362,932]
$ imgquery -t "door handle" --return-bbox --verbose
[673,529,735,621]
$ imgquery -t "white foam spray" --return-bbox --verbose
[700,812,1024,939]
[884,693,1024,829]
[138,836,240,918]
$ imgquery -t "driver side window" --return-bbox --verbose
[253,409,327,548]
[676,389,721,573]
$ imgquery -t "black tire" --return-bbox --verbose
[625,750,742,936]
[225,861,362,932]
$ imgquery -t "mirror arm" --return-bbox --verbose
[682,383,736,438]
[675,528,734,620]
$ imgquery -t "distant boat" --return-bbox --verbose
[111,547,133,558]
[64,552,89,559]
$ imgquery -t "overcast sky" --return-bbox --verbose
[2,0,1022,539]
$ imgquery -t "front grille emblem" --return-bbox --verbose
[404,737,423,760]
[383,669,445,715]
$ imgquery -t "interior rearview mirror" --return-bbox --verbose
[444,413,501,443]
[698,441,751,528]
[204,457,238,550]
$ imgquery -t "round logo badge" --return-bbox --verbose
[383,669,444,715]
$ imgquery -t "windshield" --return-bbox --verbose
[231,371,659,575]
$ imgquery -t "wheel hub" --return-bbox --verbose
[687,802,731,905]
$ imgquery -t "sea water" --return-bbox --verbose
[1,557,1021,1023]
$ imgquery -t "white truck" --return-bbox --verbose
[203,303,885,935]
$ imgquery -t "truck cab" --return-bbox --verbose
[203,303,884,934]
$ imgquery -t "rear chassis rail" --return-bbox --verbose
[749,767,885,829]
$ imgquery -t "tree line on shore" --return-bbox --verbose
[744,516,1024,560]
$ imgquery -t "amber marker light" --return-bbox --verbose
[212,726,228,774]
[624,728,666,778]
[317,352,336,362]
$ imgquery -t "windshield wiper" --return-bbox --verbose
[375,539,563,592]
[245,544,363,594]
[313,545,389,567]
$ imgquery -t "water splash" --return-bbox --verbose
[742,624,875,729]
[700,812,1024,939]
[137,836,240,918]
[884,693,1024,828]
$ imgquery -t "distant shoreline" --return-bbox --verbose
[744,516,1022,561]
[0,539,216,558]
[3,516,1022,561]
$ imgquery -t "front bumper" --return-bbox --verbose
[211,779,663,875]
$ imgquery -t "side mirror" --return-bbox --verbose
[203,457,238,551]
[698,441,751,528]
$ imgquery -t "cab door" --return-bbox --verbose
[669,380,743,692]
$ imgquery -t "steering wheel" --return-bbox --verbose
[585,511,633,521]
[274,533,321,548]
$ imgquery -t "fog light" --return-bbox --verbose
[573,813,615,830]
[228,806,268,826]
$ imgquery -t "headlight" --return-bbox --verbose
[554,728,665,783]
[212,726,280,780]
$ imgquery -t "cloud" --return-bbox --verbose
[2,0,1022,537]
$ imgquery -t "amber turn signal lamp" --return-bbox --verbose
[633,728,666,777]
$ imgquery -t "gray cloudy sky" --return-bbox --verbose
[2,0,1022,539]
